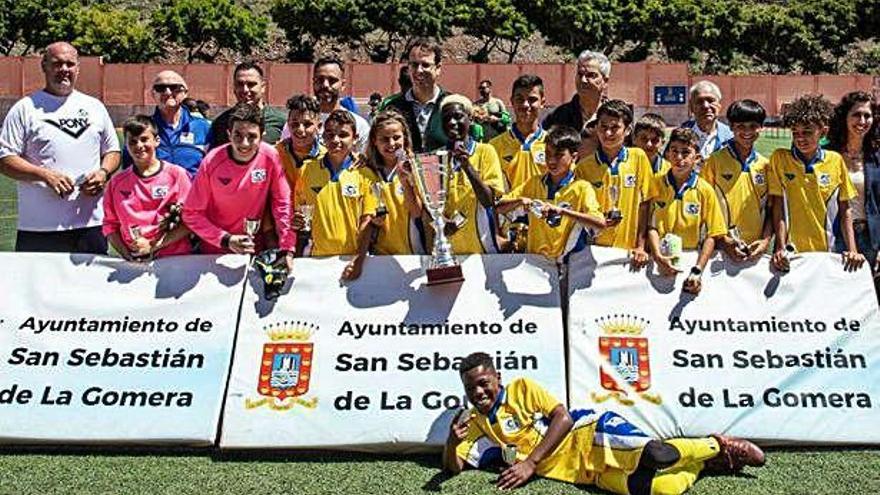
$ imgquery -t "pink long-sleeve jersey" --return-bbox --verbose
[102,161,192,257]
[183,142,294,254]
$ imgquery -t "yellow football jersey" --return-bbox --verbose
[455,378,648,486]
[295,155,378,256]
[701,143,769,243]
[767,148,856,252]
[649,154,671,176]
[503,172,602,259]
[363,166,420,255]
[575,147,653,249]
[276,139,325,201]
[437,140,506,254]
[489,127,546,190]
[648,171,727,250]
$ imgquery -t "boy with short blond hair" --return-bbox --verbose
[768,94,865,272]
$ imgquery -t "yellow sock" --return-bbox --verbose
[664,437,720,467]
[650,462,702,495]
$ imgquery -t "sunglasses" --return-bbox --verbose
[153,84,186,94]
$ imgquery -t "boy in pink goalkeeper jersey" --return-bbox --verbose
[103,115,192,260]
[183,103,295,269]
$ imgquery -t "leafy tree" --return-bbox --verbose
[739,3,824,74]
[0,0,72,55]
[154,0,269,63]
[48,4,158,62]
[514,0,623,56]
[271,0,372,62]
[453,0,533,62]
[788,0,858,72]
[362,0,451,62]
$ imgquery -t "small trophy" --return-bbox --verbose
[728,225,751,257]
[127,225,149,261]
[244,218,261,240]
[413,150,464,285]
[296,204,314,232]
[660,232,683,269]
[606,182,622,222]
[779,242,798,272]
[502,443,518,465]
[529,200,561,227]
[372,182,388,217]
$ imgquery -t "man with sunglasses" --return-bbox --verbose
[383,38,451,153]
[123,70,210,177]
[0,42,120,254]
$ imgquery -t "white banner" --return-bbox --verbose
[567,247,880,445]
[0,253,247,445]
[220,254,567,451]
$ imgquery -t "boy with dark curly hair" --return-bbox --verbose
[768,94,865,272]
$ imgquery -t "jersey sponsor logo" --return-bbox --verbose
[623,174,636,188]
[818,173,831,186]
[501,416,522,435]
[218,177,232,186]
[179,132,195,145]
[593,314,661,406]
[311,186,323,194]
[251,169,267,183]
[246,321,318,411]
[342,183,359,197]
[396,183,405,196]
[785,173,796,181]
[120,190,131,198]
[503,155,514,163]
[151,185,169,199]
[533,150,546,165]
[722,173,734,181]
[592,181,604,189]
[43,110,91,139]
[655,201,666,208]
[753,173,766,185]
[685,202,700,215]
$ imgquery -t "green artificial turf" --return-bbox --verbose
[0,447,877,494]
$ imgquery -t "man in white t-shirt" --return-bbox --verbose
[0,42,120,253]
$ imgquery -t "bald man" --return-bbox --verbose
[122,70,210,176]
[0,42,120,253]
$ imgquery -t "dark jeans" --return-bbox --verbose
[16,227,108,254]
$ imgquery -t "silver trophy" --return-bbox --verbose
[244,218,261,239]
[502,443,518,465]
[296,204,314,232]
[413,150,464,285]
[606,181,622,222]
[728,225,751,257]
[372,182,388,217]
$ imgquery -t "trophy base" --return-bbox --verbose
[427,265,464,286]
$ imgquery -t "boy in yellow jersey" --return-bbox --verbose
[645,128,726,295]
[632,113,670,176]
[444,352,765,494]
[701,100,771,262]
[294,110,377,278]
[278,95,325,191]
[768,94,866,272]
[496,126,608,260]
[575,99,653,268]
[434,94,506,254]
[490,74,547,190]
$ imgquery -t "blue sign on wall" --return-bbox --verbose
[654,86,687,105]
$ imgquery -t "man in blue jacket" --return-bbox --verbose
[123,70,210,176]
[681,80,733,159]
